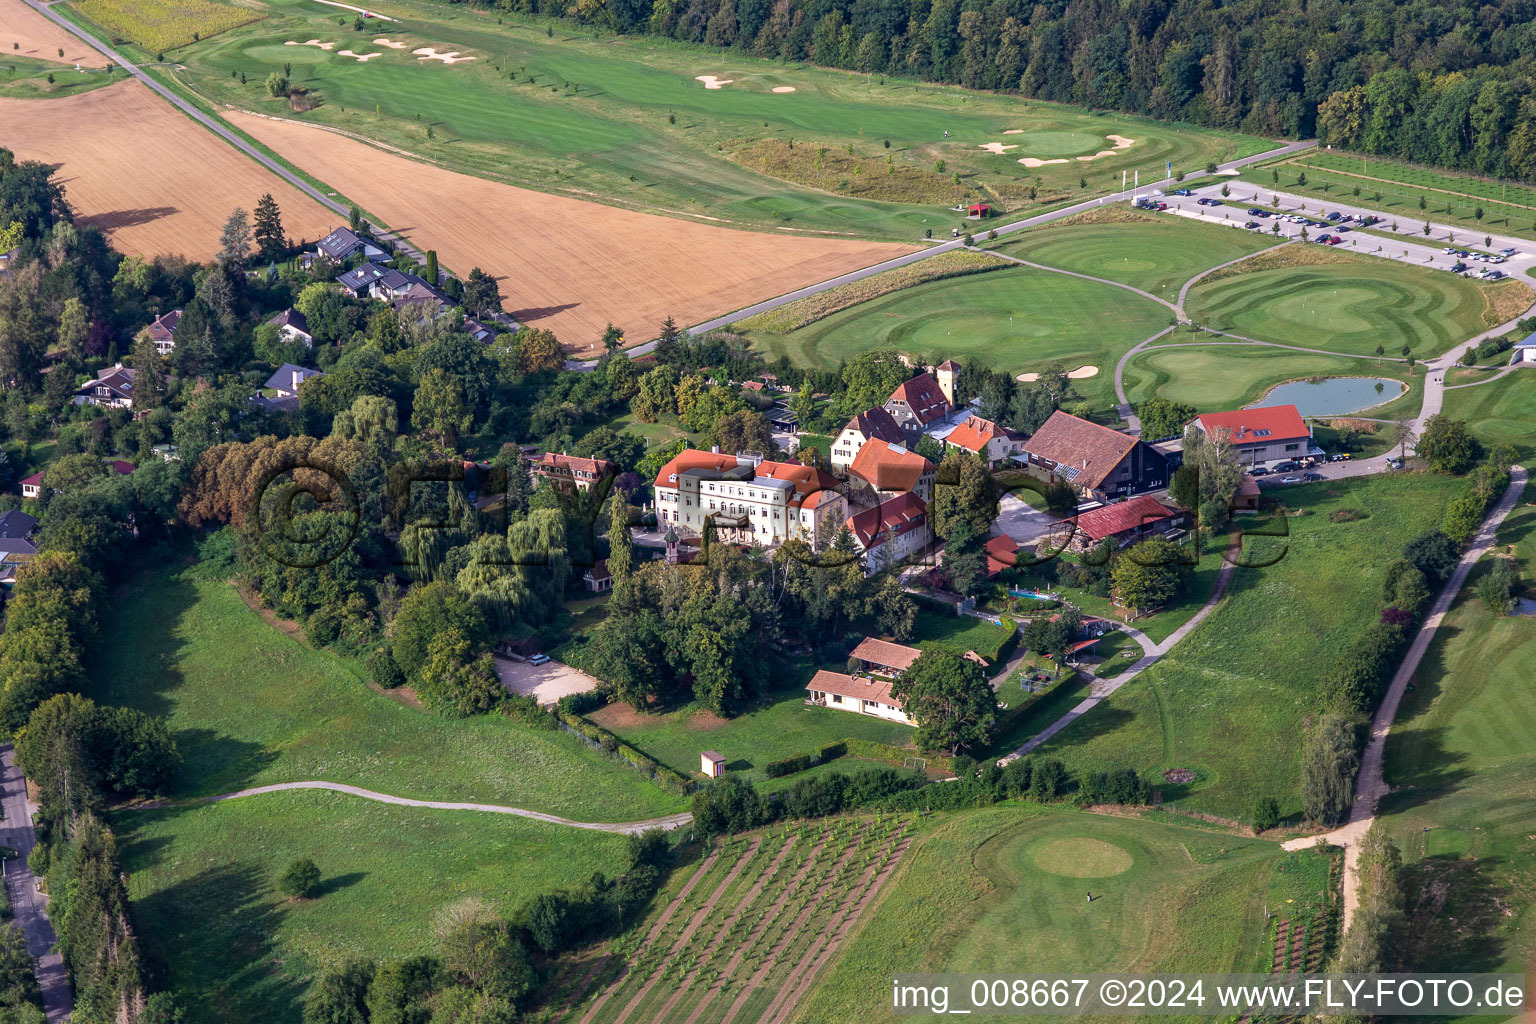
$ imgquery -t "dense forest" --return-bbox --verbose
[470,0,1536,180]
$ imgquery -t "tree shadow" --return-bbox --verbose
[510,301,581,323]
[316,871,366,898]
[1398,855,1511,973]
[77,207,179,232]
[170,728,279,797]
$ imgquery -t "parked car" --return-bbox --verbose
[1281,475,1303,484]
[1304,472,1325,482]
[1326,212,1342,221]
[1442,246,1457,254]
[1500,247,1517,256]
[1451,262,1468,273]
[1273,460,1300,472]
[1245,220,1260,229]
[1171,189,1193,196]
[1485,269,1505,279]
[1155,202,1169,211]
[1198,197,1223,207]
[1335,225,1350,232]
[1248,466,1270,476]
[1359,215,1380,226]
[1326,236,1344,245]
[529,653,551,666]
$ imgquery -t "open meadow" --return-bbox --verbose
[0,78,334,259]
[1032,472,1465,821]
[1441,369,1536,462]
[89,562,685,820]
[0,56,120,99]
[1120,344,1415,412]
[792,807,1337,1023]
[2,0,106,63]
[741,265,1169,409]
[117,789,635,1023]
[1373,499,1536,997]
[1183,247,1527,358]
[152,0,1265,241]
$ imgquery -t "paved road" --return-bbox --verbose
[0,746,69,1023]
[1282,466,1528,932]
[18,0,422,261]
[136,780,694,834]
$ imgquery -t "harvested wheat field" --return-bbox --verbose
[2,0,104,64]
[0,80,334,259]
[223,110,914,348]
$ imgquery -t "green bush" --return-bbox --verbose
[764,753,814,778]
[1251,797,1281,832]
[365,646,405,689]
[817,741,847,762]
[279,857,321,900]
[557,691,605,715]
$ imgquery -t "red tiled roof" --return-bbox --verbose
[145,309,182,342]
[740,380,765,392]
[1020,411,1140,491]
[846,492,927,549]
[1195,405,1309,444]
[984,534,1017,577]
[887,373,951,425]
[585,558,611,582]
[945,415,1009,454]
[806,669,903,708]
[849,637,922,672]
[652,450,840,509]
[849,438,933,494]
[937,359,961,371]
[19,472,42,487]
[1069,495,1179,541]
[537,452,615,477]
[841,407,906,446]
[108,460,135,475]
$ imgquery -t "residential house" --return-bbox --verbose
[533,452,615,494]
[883,372,953,441]
[266,308,313,348]
[652,448,845,546]
[390,281,451,316]
[804,669,915,726]
[849,636,922,677]
[336,264,436,301]
[846,492,930,573]
[73,363,136,410]
[266,364,324,400]
[1053,494,1188,554]
[17,473,42,500]
[1189,405,1317,467]
[463,317,496,344]
[831,407,906,470]
[583,559,613,593]
[944,415,1025,468]
[848,438,936,502]
[315,226,387,264]
[0,509,39,577]
[1018,411,1170,501]
[142,310,182,356]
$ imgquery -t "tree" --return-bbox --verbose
[389,581,489,681]
[1301,713,1357,824]
[515,327,563,374]
[601,323,624,352]
[871,571,915,640]
[709,409,774,457]
[462,267,501,317]
[891,648,996,754]
[929,452,997,539]
[416,628,503,716]
[1392,419,1417,460]
[1403,530,1458,583]
[1250,797,1280,832]
[1167,462,1200,510]
[437,912,536,1007]
[1477,557,1516,614]
[653,315,681,363]
[1416,415,1483,474]
[411,367,470,445]
[302,961,374,1024]
[1181,423,1244,530]
[1135,397,1196,440]
[280,857,322,900]
[607,492,633,583]
[56,296,88,359]
[1336,823,1405,974]
[1110,538,1182,613]
[253,193,285,260]
[424,249,438,285]
[941,518,987,598]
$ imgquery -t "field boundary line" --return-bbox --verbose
[131,780,693,833]
[1286,156,1536,213]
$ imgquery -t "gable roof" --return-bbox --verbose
[1020,411,1140,491]
[846,491,927,550]
[337,262,390,291]
[806,669,903,709]
[145,309,182,343]
[317,226,377,260]
[840,406,906,446]
[849,438,934,494]
[1070,495,1180,541]
[536,451,615,478]
[265,364,324,393]
[984,534,1018,576]
[945,415,1017,454]
[0,509,38,539]
[1515,331,1536,348]
[108,460,135,476]
[267,307,310,334]
[849,637,922,673]
[1194,405,1309,444]
[652,450,839,509]
[886,372,952,425]
[585,559,611,582]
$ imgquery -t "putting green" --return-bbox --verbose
[1120,344,1400,410]
[1009,131,1107,157]
[1033,837,1135,877]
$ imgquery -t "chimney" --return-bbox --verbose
[711,445,720,455]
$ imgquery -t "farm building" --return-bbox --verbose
[652,449,845,546]
[831,406,907,469]
[846,492,930,573]
[849,637,922,677]
[534,452,616,494]
[1188,405,1319,467]
[1017,411,1170,501]
[848,438,936,502]
[804,670,914,726]
[883,372,954,441]
[700,751,726,778]
[1053,494,1188,553]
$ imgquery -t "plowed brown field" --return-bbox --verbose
[0,79,335,259]
[2,0,104,64]
[222,109,915,348]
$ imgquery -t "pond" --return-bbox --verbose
[1250,376,1406,416]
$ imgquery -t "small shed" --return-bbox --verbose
[701,751,726,778]
[966,203,992,220]
[1513,331,1536,363]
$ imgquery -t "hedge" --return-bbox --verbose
[555,711,695,796]
[764,753,815,778]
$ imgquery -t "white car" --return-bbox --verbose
[1442,246,1456,254]
[529,653,551,666]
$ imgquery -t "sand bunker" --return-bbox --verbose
[771,86,796,93]
[1002,129,1024,135]
[414,47,474,63]
[373,37,408,48]
[1019,134,1135,169]
[1017,365,1100,382]
[695,75,733,89]
[286,39,335,49]
[337,49,380,60]
[979,142,1017,155]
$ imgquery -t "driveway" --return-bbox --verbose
[992,493,1058,548]
[493,656,600,706]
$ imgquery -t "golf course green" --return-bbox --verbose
[1121,344,1413,411]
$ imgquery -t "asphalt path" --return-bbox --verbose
[18,0,423,261]
[0,746,69,1023]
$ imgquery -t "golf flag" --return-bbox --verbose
[1167,161,1172,178]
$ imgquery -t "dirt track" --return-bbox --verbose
[221,109,914,347]
[0,80,335,258]
[2,0,104,64]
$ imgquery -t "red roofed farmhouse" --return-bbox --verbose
[804,669,915,725]
[831,406,906,469]
[1053,494,1189,553]
[652,448,845,545]
[1190,405,1314,467]
[848,438,936,501]
[1018,411,1170,500]
[944,415,1025,468]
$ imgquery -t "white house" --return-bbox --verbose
[804,669,915,725]
[943,415,1025,468]
[651,448,846,546]
[265,364,324,400]
[1512,331,1536,363]
[846,492,930,574]
[267,308,313,348]
[831,406,906,470]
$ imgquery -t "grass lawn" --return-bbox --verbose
[1120,344,1413,413]
[151,0,1266,240]
[791,806,1293,1023]
[1031,472,1465,821]
[1184,250,1515,358]
[89,564,684,821]
[1441,368,1536,462]
[1372,499,1536,990]
[989,210,1276,304]
[0,58,121,98]
[601,408,699,450]
[744,266,1169,409]
[117,789,633,1023]
[910,606,1014,662]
